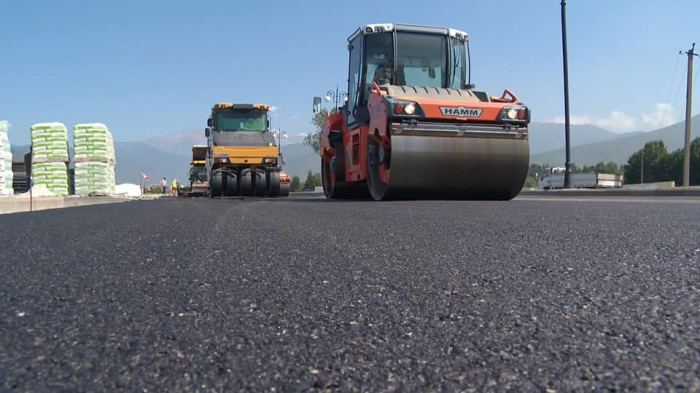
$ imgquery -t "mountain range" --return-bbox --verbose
[8,116,699,184]
[531,115,700,166]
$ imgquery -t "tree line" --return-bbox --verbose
[524,137,700,187]
[290,170,321,192]
[622,138,700,185]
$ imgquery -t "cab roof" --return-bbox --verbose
[212,103,269,111]
[348,23,468,43]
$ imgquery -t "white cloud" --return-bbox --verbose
[297,132,308,138]
[592,111,637,132]
[548,114,593,125]
[547,103,679,133]
[269,106,278,112]
[548,111,637,132]
[641,103,676,129]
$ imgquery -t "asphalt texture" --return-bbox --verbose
[1,195,699,391]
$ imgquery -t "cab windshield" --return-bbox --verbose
[364,31,467,93]
[215,110,267,131]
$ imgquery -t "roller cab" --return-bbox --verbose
[205,103,285,197]
[317,23,531,200]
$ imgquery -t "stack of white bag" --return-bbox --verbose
[72,123,116,195]
[30,122,70,195]
[0,120,13,196]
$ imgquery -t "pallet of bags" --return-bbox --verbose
[31,162,69,196]
[72,123,116,195]
[30,122,69,163]
[0,120,13,196]
[72,123,115,164]
[73,162,115,195]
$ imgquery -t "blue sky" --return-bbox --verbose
[1,0,699,145]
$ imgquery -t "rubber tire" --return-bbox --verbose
[253,171,267,196]
[240,171,253,196]
[209,170,224,197]
[266,171,280,197]
[224,171,238,196]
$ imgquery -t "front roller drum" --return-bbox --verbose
[366,134,529,201]
[279,182,290,197]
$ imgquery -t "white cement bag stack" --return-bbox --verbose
[30,122,69,195]
[72,123,116,195]
[0,120,14,196]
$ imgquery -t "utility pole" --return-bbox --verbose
[561,0,573,188]
[681,43,698,188]
[641,149,644,184]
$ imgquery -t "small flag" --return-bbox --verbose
[141,172,150,181]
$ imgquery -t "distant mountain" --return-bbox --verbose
[528,122,628,155]
[113,142,190,184]
[531,114,700,166]
[11,145,29,159]
[143,128,206,157]
[280,143,320,179]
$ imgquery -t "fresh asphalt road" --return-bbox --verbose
[1,195,699,391]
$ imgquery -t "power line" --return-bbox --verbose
[670,60,688,125]
[661,54,681,128]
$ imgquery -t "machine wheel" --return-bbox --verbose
[266,171,281,197]
[240,171,253,196]
[209,170,224,197]
[279,182,290,197]
[366,133,391,201]
[322,139,348,199]
[253,171,267,196]
[223,171,238,196]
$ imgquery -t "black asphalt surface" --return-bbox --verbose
[1,196,699,391]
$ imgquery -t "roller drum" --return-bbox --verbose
[369,134,529,200]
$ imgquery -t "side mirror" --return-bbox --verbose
[207,118,213,127]
[205,127,211,137]
[267,118,270,130]
[313,96,322,114]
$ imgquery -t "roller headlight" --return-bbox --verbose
[386,99,423,118]
[404,103,416,115]
[500,106,530,123]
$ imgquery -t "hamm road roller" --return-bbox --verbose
[205,103,289,197]
[317,23,530,200]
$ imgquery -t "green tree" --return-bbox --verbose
[662,148,683,185]
[304,108,341,154]
[302,170,322,190]
[528,163,546,180]
[523,176,538,188]
[580,162,622,175]
[691,137,700,186]
[662,137,700,186]
[624,140,669,184]
[304,109,329,154]
[290,175,302,192]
